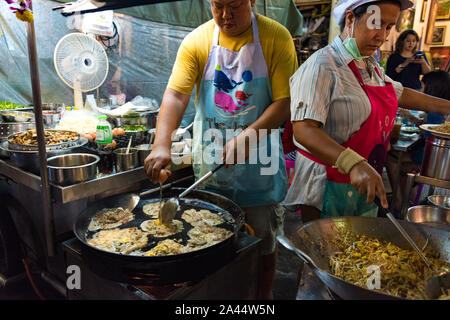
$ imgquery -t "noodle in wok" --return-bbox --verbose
[329,234,450,300]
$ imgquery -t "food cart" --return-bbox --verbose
[0,0,261,299]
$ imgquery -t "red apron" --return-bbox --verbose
[298,61,398,217]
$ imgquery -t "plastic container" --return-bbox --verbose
[95,115,114,174]
[95,115,113,146]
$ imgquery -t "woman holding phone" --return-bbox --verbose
[386,29,431,90]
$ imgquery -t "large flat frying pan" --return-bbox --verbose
[279,216,450,300]
[74,187,245,285]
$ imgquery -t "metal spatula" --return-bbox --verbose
[159,163,225,224]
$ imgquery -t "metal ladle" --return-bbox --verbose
[374,197,450,299]
[159,163,224,224]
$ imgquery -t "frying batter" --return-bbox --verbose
[182,208,224,227]
[144,239,187,256]
[88,207,135,231]
[140,219,184,237]
[87,227,148,254]
[187,225,233,250]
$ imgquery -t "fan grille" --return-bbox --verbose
[54,33,109,92]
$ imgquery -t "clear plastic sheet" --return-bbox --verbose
[0,0,302,127]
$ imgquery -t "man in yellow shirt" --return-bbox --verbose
[145,0,297,299]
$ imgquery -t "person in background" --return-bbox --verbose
[144,0,298,299]
[421,71,450,125]
[386,29,431,90]
[385,70,450,211]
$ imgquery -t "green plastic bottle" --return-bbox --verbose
[95,115,113,145]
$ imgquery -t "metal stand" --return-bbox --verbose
[400,173,450,219]
[26,9,55,257]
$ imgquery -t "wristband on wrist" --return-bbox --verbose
[332,148,366,174]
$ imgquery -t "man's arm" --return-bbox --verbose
[398,88,450,114]
[222,98,290,165]
[144,88,190,182]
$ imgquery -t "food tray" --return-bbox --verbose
[1,110,34,122]
[419,124,450,139]
[7,129,81,151]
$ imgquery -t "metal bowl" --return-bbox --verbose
[42,103,65,111]
[114,147,139,172]
[428,195,450,210]
[1,110,34,122]
[406,205,450,229]
[112,110,158,129]
[47,153,99,186]
[42,111,61,128]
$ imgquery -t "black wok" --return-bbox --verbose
[74,187,245,285]
[278,216,450,300]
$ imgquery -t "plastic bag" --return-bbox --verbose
[56,109,100,134]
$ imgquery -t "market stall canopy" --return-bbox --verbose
[53,0,303,36]
[53,0,185,16]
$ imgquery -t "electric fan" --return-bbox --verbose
[54,32,109,109]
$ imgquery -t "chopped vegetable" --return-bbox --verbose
[0,100,26,110]
[121,125,148,131]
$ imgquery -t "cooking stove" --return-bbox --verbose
[61,231,261,300]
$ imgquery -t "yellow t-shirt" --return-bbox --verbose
[167,14,298,102]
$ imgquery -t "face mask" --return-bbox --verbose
[342,21,369,61]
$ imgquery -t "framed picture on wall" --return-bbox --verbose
[436,0,450,20]
[431,26,446,44]
[421,0,428,22]
[430,46,450,70]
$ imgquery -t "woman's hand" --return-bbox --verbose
[395,57,414,73]
[349,161,388,208]
[144,145,172,183]
[402,57,415,67]
[414,55,432,74]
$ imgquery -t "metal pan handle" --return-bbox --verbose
[139,175,194,197]
[178,163,224,198]
[277,235,319,269]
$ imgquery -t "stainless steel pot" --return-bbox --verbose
[42,111,61,128]
[42,103,65,111]
[1,110,34,122]
[0,122,36,140]
[0,138,88,175]
[136,144,152,166]
[420,135,450,180]
[47,153,100,186]
[114,147,138,172]
[112,110,158,129]
[406,205,450,229]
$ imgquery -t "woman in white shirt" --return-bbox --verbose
[283,0,450,221]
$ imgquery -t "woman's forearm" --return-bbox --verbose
[421,60,431,74]
[398,88,450,114]
[292,119,346,165]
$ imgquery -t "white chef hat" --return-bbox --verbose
[333,0,414,26]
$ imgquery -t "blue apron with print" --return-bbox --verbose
[192,14,287,208]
